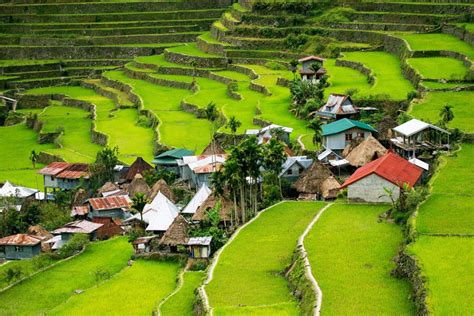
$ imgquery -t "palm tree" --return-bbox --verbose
[226,116,241,145]
[30,150,39,168]
[205,102,218,122]
[307,118,323,145]
[289,59,299,81]
[310,61,322,74]
[131,193,149,223]
[439,104,454,124]
[262,138,286,197]
[190,60,198,84]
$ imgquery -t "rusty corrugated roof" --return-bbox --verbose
[71,205,89,217]
[87,196,131,211]
[38,162,70,176]
[52,220,103,234]
[0,234,42,246]
[57,163,89,179]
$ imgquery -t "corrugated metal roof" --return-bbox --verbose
[57,163,89,179]
[87,196,131,211]
[393,119,449,137]
[298,55,325,62]
[341,152,423,189]
[71,205,89,217]
[52,220,103,234]
[38,162,70,176]
[188,236,212,246]
[0,181,38,198]
[0,234,42,246]
[322,118,377,136]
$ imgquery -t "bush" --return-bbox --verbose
[2,266,23,284]
[407,91,420,101]
[56,233,89,259]
[136,115,152,128]
[284,33,309,50]
[189,261,208,271]
[264,61,287,71]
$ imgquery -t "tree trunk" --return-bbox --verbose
[240,185,246,223]
[233,191,239,226]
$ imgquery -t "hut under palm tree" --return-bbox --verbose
[292,162,341,200]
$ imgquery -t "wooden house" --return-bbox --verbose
[298,56,326,82]
[188,237,212,259]
[316,94,358,121]
[390,119,450,158]
[86,195,132,220]
[38,162,89,194]
[47,220,103,250]
[159,215,189,253]
[178,154,227,189]
[123,157,153,183]
[322,119,377,154]
[133,236,159,254]
[92,217,124,240]
[0,181,38,211]
[279,156,313,182]
[341,152,423,203]
[152,148,194,175]
[0,234,43,260]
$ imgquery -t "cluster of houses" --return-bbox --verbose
[0,56,451,261]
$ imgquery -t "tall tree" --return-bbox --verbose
[262,138,286,197]
[30,150,39,169]
[190,60,198,85]
[289,59,299,81]
[226,116,241,145]
[439,104,454,124]
[89,146,119,191]
[131,193,149,223]
[308,118,323,146]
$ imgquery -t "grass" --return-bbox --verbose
[166,42,221,58]
[409,91,474,133]
[0,255,55,289]
[324,58,372,98]
[305,203,414,315]
[103,70,212,152]
[134,54,220,70]
[407,57,469,80]
[206,201,325,315]
[407,236,474,315]
[340,51,415,100]
[421,81,474,90]
[24,86,154,163]
[160,271,206,316]
[0,237,132,315]
[0,123,54,188]
[416,144,474,235]
[49,260,180,315]
[398,33,474,61]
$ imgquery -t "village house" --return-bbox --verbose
[122,157,153,183]
[148,179,175,203]
[245,124,293,145]
[298,55,326,82]
[0,234,43,260]
[341,151,423,203]
[279,156,313,182]
[293,162,341,200]
[152,148,194,175]
[159,215,189,253]
[38,162,89,194]
[181,184,212,217]
[123,191,179,234]
[192,192,234,226]
[86,195,132,220]
[322,118,377,154]
[46,220,103,250]
[390,119,450,158]
[188,237,212,259]
[132,235,158,254]
[178,154,227,189]
[0,181,39,211]
[316,94,358,121]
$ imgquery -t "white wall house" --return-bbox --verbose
[322,118,377,153]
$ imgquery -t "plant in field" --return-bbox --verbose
[3,266,23,284]
[289,59,299,81]
[190,60,198,84]
[290,79,324,119]
[131,193,149,223]
[307,117,323,145]
[226,116,241,145]
[439,104,454,124]
[29,150,39,168]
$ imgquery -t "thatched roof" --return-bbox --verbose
[72,188,89,206]
[201,140,226,155]
[159,215,189,247]
[344,134,387,167]
[321,176,341,199]
[292,162,340,199]
[124,157,153,182]
[27,225,53,240]
[127,174,150,197]
[192,192,233,222]
[97,182,118,195]
[148,179,174,202]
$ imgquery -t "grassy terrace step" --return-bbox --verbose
[409,91,474,133]
[349,11,462,25]
[24,85,155,163]
[0,9,226,23]
[83,79,135,108]
[23,25,202,36]
[103,70,212,152]
[0,0,232,15]
[0,238,133,315]
[352,2,474,15]
[306,204,414,314]
[324,58,372,98]
[407,57,470,81]
[164,43,228,68]
[206,201,325,315]
[0,19,217,32]
[322,21,434,32]
[6,75,86,89]
[420,81,474,90]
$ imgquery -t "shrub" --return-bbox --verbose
[2,266,23,284]
[346,88,359,96]
[189,261,208,271]
[56,233,89,259]
[136,115,152,128]
[315,7,353,24]
[264,61,287,71]
[284,33,309,50]
[407,91,420,101]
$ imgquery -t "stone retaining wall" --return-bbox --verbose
[164,50,228,68]
[442,24,474,46]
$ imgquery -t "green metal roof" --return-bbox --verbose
[322,119,377,136]
[152,148,194,165]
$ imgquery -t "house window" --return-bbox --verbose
[15,246,23,252]
[357,132,365,138]
[299,167,304,174]
[0,246,5,253]
[287,169,293,175]
[345,133,353,141]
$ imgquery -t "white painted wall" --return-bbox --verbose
[347,173,400,203]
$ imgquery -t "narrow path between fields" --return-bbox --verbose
[157,268,186,315]
[299,203,333,316]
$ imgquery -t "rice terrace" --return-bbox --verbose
[0,0,472,315]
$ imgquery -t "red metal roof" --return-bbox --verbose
[194,162,224,174]
[0,234,42,246]
[38,162,70,176]
[87,196,131,211]
[341,152,423,189]
[57,163,89,179]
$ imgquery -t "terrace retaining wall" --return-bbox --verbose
[442,24,474,46]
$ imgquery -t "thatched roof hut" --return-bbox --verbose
[201,140,226,155]
[127,174,150,197]
[148,179,174,202]
[97,182,118,195]
[192,192,233,222]
[124,157,153,182]
[344,134,387,167]
[292,162,341,200]
[159,215,189,247]
[27,225,53,252]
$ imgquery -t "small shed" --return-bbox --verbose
[159,215,189,252]
[192,192,233,224]
[133,236,159,254]
[344,134,387,167]
[0,234,42,260]
[124,157,153,182]
[316,94,358,120]
[188,236,212,259]
[279,156,313,182]
[127,174,150,198]
[86,195,132,220]
[97,182,119,196]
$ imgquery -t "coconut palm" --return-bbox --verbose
[131,193,149,223]
[439,104,454,124]
[226,116,241,145]
[30,150,39,168]
[289,59,299,80]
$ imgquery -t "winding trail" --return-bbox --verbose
[298,203,333,316]
[157,268,186,316]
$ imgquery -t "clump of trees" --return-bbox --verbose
[289,77,328,120]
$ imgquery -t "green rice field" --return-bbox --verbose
[407,57,469,81]
[160,271,206,316]
[305,203,414,315]
[399,33,474,60]
[205,201,325,315]
[324,58,372,98]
